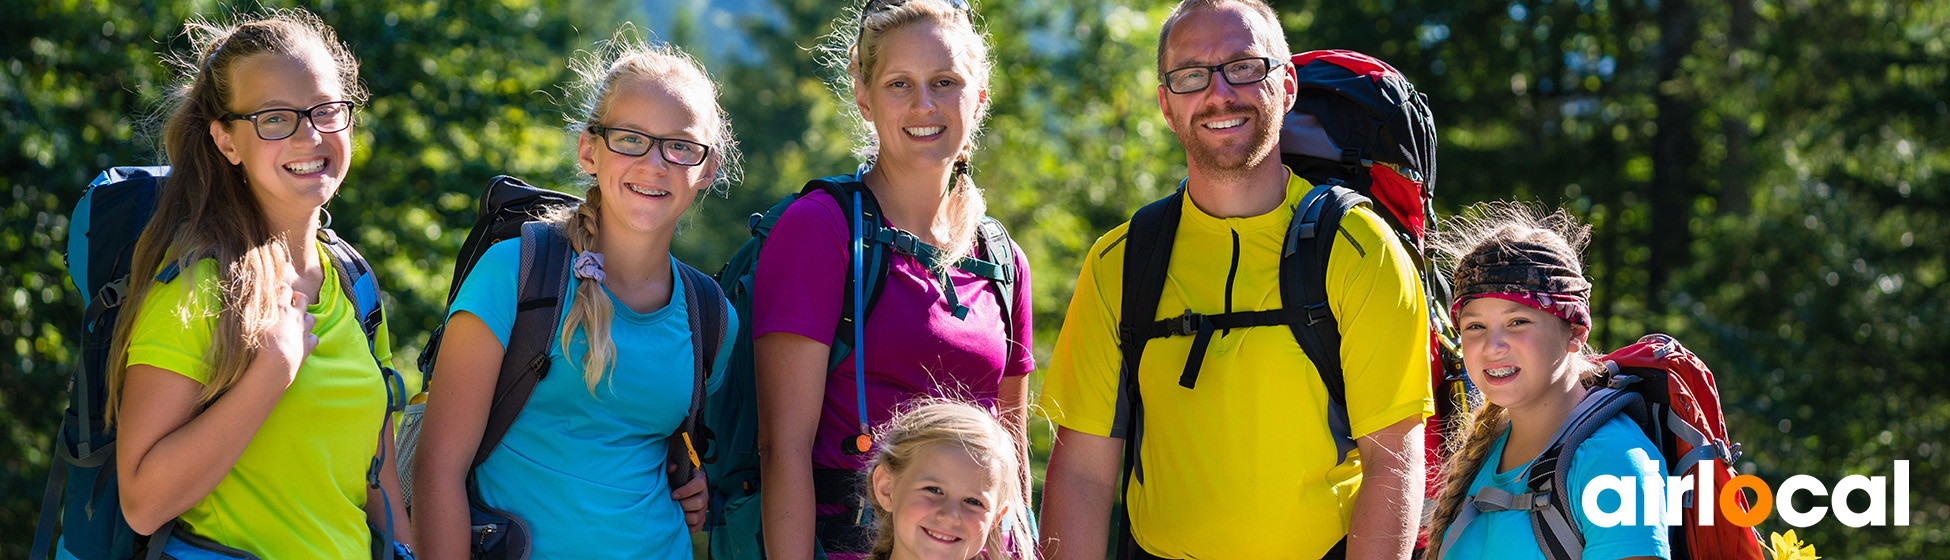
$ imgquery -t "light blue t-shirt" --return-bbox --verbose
[1438,415,1671,560]
[450,239,735,560]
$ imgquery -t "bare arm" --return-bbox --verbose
[409,313,501,560]
[1039,427,1123,560]
[116,286,314,534]
[756,332,832,560]
[1347,416,1424,560]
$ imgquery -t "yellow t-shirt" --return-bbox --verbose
[1039,171,1434,559]
[125,243,395,559]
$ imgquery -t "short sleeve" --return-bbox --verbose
[125,259,223,383]
[1003,239,1036,377]
[447,238,523,348]
[1036,225,1130,438]
[751,191,848,345]
[1328,206,1435,439]
[1571,418,1673,560]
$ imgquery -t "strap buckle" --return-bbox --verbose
[1168,311,1203,337]
[1303,302,1333,327]
[96,279,129,310]
[889,230,921,257]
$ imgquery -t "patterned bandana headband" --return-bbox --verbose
[1450,239,1593,327]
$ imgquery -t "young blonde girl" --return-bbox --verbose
[865,401,1038,560]
[410,34,739,560]
[1424,203,1667,560]
[104,8,411,557]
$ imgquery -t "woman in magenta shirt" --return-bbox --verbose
[750,1,1033,559]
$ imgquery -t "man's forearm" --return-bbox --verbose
[1347,419,1425,560]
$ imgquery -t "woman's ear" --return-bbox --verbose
[210,120,243,165]
[854,83,875,124]
[1568,323,1591,353]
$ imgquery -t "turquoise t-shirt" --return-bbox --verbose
[1438,415,1671,560]
[449,239,735,560]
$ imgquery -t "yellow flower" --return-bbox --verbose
[1767,530,1819,560]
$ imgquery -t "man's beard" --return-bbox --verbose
[1176,100,1283,178]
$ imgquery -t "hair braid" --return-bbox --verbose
[553,187,617,393]
[1424,403,1508,548]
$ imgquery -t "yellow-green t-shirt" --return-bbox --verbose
[125,243,395,559]
[1039,170,1434,559]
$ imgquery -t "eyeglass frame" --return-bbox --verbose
[220,100,357,141]
[585,125,713,167]
[1160,57,1287,95]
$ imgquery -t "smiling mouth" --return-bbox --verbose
[1202,117,1247,130]
[626,183,671,197]
[1485,366,1519,378]
[904,125,946,138]
[284,158,326,175]
[921,527,960,543]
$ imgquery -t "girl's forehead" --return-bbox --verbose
[603,76,714,135]
[227,50,342,109]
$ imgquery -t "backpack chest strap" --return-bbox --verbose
[1469,486,1549,513]
[1122,308,1311,389]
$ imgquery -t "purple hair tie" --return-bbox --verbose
[572,251,605,283]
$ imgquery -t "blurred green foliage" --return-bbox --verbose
[3,0,1944,557]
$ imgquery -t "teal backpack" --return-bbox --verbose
[704,172,1019,558]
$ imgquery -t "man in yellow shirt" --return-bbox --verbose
[1038,1,1432,559]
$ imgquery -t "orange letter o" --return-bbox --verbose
[1720,475,1773,527]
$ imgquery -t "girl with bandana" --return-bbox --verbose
[1423,203,1670,560]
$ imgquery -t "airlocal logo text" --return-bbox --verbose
[1581,460,1911,528]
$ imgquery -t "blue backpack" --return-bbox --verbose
[703,173,1020,558]
[32,166,408,560]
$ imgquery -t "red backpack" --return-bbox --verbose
[1281,49,1466,522]
[1434,334,1766,559]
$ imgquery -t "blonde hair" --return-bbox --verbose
[549,31,740,393]
[105,8,365,426]
[825,0,993,271]
[865,400,1036,560]
[1423,201,1606,545]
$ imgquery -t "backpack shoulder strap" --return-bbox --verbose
[472,220,575,469]
[975,216,1018,335]
[317,230,386,353]
[315,226,407,553]
[804,176,892,374]
[671,261,727,486]
[1111,188,1183,560]
[1281,181,1369,465]
[1520,385,1646,560]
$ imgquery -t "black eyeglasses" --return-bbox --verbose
[221,101,355,141]
[586,125,711,166]
[1162,57,1285,95]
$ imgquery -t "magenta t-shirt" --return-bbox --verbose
[753,186,1034,477]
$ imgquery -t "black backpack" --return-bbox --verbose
[405,175,728,558]
[704,173,1019,558]
[1114,49,1457,559]
[34,166,405,560]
